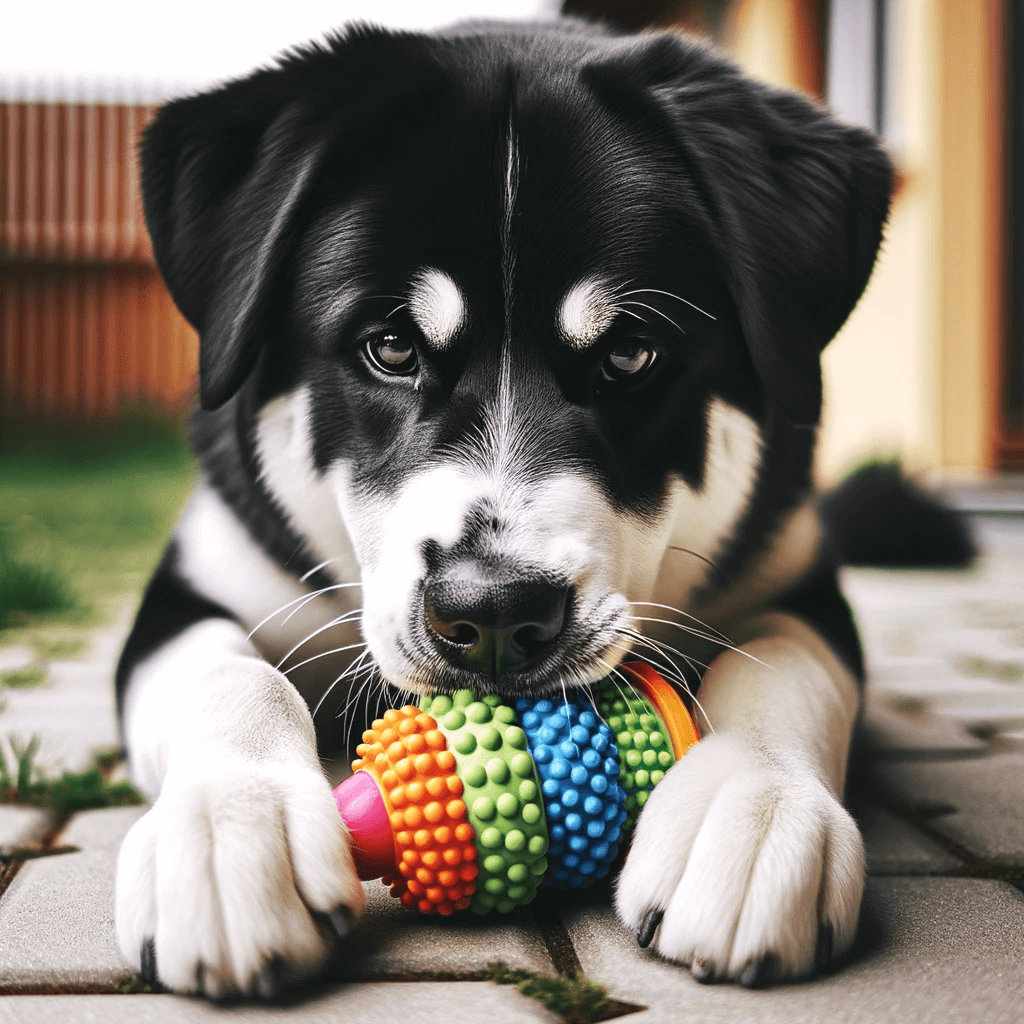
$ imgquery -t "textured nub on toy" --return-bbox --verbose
[351,706,478,914]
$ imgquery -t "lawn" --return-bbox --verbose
[0,415,198,653]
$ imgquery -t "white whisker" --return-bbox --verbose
[619,300,685,335]
[246,582,361,641]
[275,609,363,671]
[282,641,367,675]
[617,287,716,320]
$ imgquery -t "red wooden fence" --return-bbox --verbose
[0,100,198,420]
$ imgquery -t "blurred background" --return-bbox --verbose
[0,0,1016,645]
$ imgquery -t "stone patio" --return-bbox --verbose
[1,515,1023,1023]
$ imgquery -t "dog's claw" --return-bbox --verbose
[324,906,358,943]
[253,957,285,1001]
[139,938,157,985]
[816,923,834,973]
[691,956,716,984]
[636,908,664,948]
[739,955,777,989]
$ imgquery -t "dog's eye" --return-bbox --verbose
[600,340,657,382]
[365,330,418,375]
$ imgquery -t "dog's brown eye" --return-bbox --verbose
[601,341,656,382]
[365,330,417,375]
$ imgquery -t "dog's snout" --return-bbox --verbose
[423,574,570,677]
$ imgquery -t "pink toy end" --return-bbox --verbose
[333,770,397,881]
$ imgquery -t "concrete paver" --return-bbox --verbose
[855,690,986,757]
[563,879,1024,1024]
[0,807,146,988]
[0,649,33,675]
[0,981,561,1024]
[868,752,1024,866]
[0,613,129,774]
[341,881,556,978]
[857,804,963,875]
[0,808,52,853]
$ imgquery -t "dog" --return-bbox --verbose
[113,19,894,998]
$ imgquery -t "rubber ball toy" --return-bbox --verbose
[331,662,699,915]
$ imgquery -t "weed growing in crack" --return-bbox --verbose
[487,962,609,1023]
[0,738,143,811]
[1,664,48,689]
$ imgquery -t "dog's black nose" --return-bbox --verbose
[423,574,570,677]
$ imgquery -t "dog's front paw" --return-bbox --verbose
[115,757,364,998]
[615,733,863,986]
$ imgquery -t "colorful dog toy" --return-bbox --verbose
[331,663,700,915]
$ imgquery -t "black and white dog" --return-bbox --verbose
[114,20,893,998]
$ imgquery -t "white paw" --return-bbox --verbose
[615,733,864,986]
[115,756,364,998]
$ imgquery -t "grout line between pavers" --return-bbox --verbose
[858,789,1024,893]
[530,900,584,976]
[0,811,72,899]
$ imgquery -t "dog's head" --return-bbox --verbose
[143,23,890,697]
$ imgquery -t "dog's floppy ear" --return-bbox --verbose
[141,84,330,409]
[584,35,893,426]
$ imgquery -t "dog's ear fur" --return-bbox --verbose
[584,35,893,426]
[141,83,333,410]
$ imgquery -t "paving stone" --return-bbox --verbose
[855,690,985,757]
[0,649,34,674]
[335,880,555,979]
[563,878,1024,1024]
[0,613,129,774]
[867,753,1024,865]
[0,981,561,1024]
[856,804,962,874]
[0,807,53,854]
[0,806,146,987]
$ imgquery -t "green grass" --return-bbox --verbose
[0,527,75,627]
[0,414,197,645]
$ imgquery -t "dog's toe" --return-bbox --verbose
[691,956,716,984]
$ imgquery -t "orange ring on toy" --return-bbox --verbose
[618,662,700,758]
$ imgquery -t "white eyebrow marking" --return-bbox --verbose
[558,277,618,349]
[408,267,466,350]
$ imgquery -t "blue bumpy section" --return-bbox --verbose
[515,696,627,888]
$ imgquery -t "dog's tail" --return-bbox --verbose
[819,461,976,568]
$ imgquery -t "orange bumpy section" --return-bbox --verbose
[353,706,478,915]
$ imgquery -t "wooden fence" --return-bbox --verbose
[1,100,198,420]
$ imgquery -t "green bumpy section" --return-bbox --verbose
[420,691,549,915]
[591,679,676,829]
